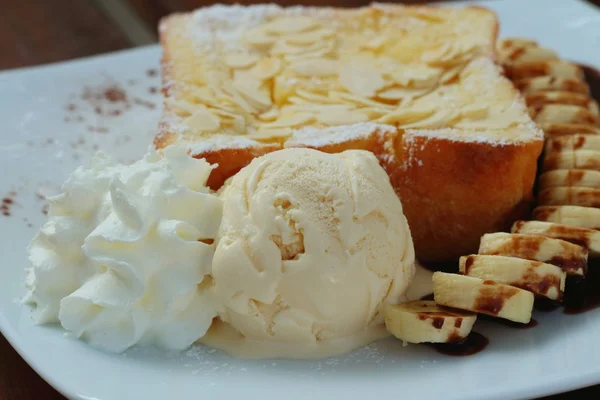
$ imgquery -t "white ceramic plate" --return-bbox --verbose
[2,0,600,399]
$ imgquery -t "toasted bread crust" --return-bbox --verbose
[392,135,542,260]
[155,4,542,262]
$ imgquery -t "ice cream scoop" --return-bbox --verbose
[204,148,415,358]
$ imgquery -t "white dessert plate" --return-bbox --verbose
[1,0,600,399]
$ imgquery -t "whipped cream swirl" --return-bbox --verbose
[25,146,222,352]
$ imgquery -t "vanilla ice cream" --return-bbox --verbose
[203,148,415,358]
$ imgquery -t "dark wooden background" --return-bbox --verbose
[1,1,599,399]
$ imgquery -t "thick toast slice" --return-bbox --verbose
[155,4,543,262]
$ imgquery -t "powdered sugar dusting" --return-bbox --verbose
[286,122,396,148]
[183,4,336,51]
[185,134,278,155]
[188,4,281,50]
[176,339,407,377]
[404,122,543,146]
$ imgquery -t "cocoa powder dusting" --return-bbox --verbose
[2,193,16,217]
[104,87,127,103]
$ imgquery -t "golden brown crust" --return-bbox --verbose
[392,135,542,261]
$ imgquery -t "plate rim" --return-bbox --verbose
[2,0,600,399]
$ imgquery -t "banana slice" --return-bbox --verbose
[530,104,600,127]
[541,123,600,138]
[538,187,600,207]
[545,135,600,153]
[539,170,600,189]
[506,60,584,81]
[515,77,590,95]
[543,150,600,171]
[478,232,587,276]
[432,272,534,324]
[384,301,477,344]
[525,92,599,114]
[459,254,566,300]
[499,46,558,66]
[497,38,538,51]
[533,205,600,232]
[512,220,600,255]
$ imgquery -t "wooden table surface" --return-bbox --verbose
[1,1,599,399]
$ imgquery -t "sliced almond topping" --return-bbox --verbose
[283,45,334,61]
[252,57,283,80]
[296,89,338,104]
[244,28,276,47]
[212,108,246,132]
[229,115,247,133]
[461,104,489,120]
[250,127,292,141]
[284,29,329,45]
[273,75,298,105]
[422,43,455,64]
[339,62,385,97]
[288,104,352,112]
[165,98,198,115]
[258,108,280,122]
[224,53,259,69]
[440,64,464,83]
[318,109,370,126]
[184,105,221,132]
[360,107,389,119]
[266,112,314,128]
[262,17,319,34]
[377,105,435,125]
[222,83,255,114]
[287,96,311,105]
[233,82,272,112]
[188,86,218,105]
[402,109,458,129]
[390,65,441,88]
[291,59,338,77]
[377,87,432,100]
[334,92,395,109]
[361,36,387,51]
[233,69,262,89]
[272,40,329,56]
[402,9,446,23]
